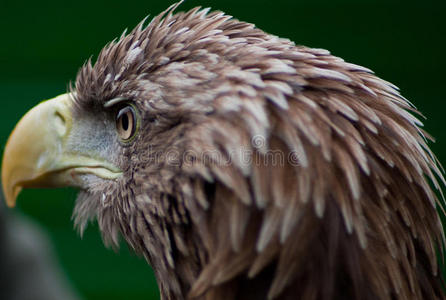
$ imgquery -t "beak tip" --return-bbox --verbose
[2,159,17,208]
[6,201,16,208]
[2,164,19,208]
[3,185,19,208]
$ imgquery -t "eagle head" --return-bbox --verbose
[2,2,445,299]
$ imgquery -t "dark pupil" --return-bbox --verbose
[122,113,129,131]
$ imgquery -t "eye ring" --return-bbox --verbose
[116,105,139,142]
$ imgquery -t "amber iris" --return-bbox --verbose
[116,106,137,141]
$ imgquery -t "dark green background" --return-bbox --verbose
[1,0,445,299]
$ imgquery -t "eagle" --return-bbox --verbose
[2,2,445,299]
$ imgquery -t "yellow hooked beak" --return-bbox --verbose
[1,93,122,207]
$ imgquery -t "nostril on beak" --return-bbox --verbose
[54,110,67,137]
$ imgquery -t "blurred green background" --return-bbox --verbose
[1,0,445,299]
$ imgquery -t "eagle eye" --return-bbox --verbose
[116,105,138,142]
